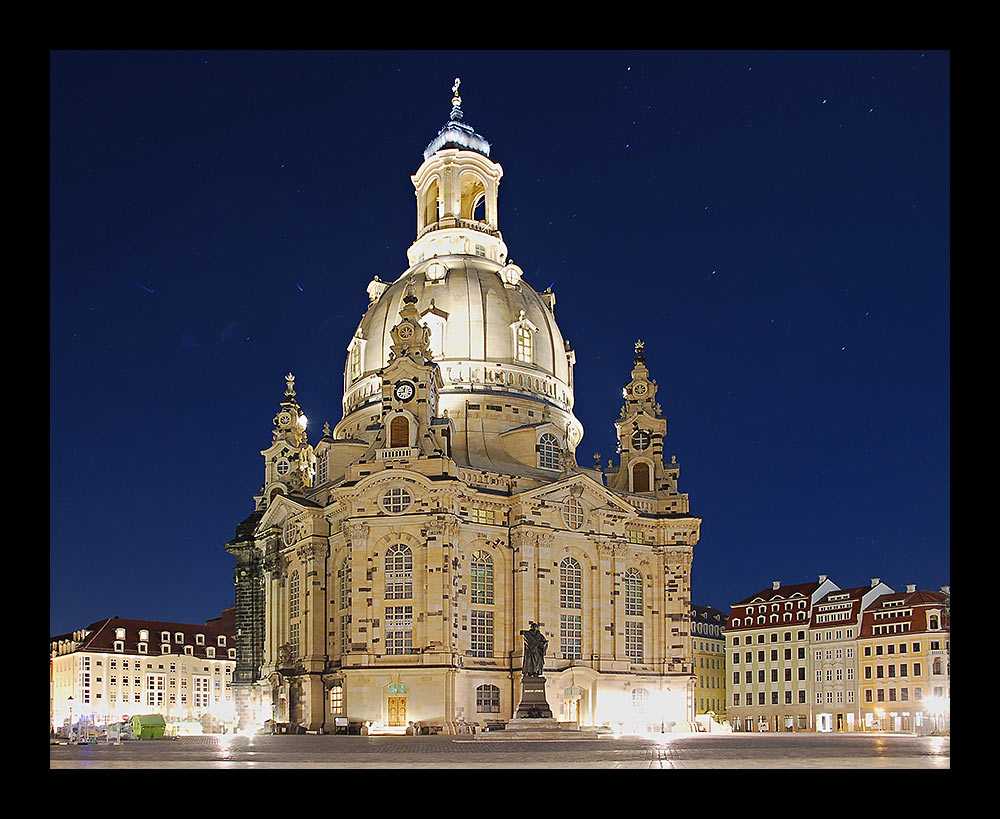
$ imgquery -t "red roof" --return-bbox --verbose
[52,616,235,659]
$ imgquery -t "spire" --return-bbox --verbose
[450,77,463,121]
[423,77,491,160]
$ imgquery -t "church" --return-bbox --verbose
[225,80,702,735]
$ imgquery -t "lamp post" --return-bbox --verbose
[67,696,74,741]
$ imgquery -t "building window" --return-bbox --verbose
[560,557,582,609]
[562,498,586,530]
[470,508,495,525]
[560,614,582,660]
[385,544,413,599]
[289,570,300,619]
[538,433,560,469]
[470,610,494,657]
[381,487,413,513]
[384,606,414,654]
[349,341,362,381]
[389,416,410,448]
[632,688,649,713]
[625,621,643,663]
[330,685,344,714]
[477,685,501,713]
[631,461,650,493]
[624,568,643,616]
[515,325,533,363]
[470,551,494,605]
[316,452,328,484]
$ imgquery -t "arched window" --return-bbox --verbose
[289,570,300,619]
[560,557,582,609]
[929,615,939,630]
[932,658,942,675]
[624,568,643,616]
[476,684,500,713]
[631,461,650,493]
[385,544,413,599]
[338,558,350,654]
[424,178,441,227]
[538,433,560,469]
[390,416,410,448]
[470,550,494,605]
[516,325,533,363]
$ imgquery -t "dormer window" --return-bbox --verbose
[138,642,147,654]
[207,647,215,658]
[161,631,170,642]
[196,634,205,646]
[139,630,149,641]
[113,641,124,652]
[218,636,226,647]
[184,646,193,656]
[115,628,126,640]
[515,326,532,363]
[161,644,170,654]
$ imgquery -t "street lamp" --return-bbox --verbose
[67,696,74,741]
[924,695,949,734]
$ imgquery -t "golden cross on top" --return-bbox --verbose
[285,372,296,396]
[451,77,462,107]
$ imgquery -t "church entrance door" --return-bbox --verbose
[388,697,407,726]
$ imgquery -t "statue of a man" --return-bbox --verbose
[520,622,548,677]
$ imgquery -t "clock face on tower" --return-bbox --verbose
[397,323,414,340]
[631,430,651,451]
[277,411,293,427]
[394,381,415,402]
[632,381,648,396]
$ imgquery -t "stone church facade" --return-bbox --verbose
[225,82,702,735]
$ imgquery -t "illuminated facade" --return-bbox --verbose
[690,604,727,720]
[225,81,702,735]
[50,614,237,736]
[857,586,950,733]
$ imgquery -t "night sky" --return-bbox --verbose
[50,50,950,637]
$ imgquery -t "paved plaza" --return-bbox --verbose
[50,731,950,770]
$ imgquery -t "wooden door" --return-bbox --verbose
[388,697,407,726]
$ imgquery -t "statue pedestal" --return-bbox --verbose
[514,675,553,720]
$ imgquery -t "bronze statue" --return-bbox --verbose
[520,622,548,677]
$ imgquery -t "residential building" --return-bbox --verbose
[51,611,237,736]
[858,586,950,733]
[809,579,894,732]
[726,576,839,732]
[691,604,727,719]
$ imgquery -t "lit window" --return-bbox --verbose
[560,614,582,659]
[470,508,495,525]
[470,551,494,605]
[289,571,300,619]
[470,610,494,657]
[384,606,414,654]
[350,342,362,380]
[515,325,533,363]
[330,685,344,714]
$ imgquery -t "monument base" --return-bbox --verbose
[514,675,553,719]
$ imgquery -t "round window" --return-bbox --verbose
[381,487,413,514]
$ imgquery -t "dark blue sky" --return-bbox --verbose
[50,50,949,636]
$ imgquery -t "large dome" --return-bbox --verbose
[340,255,577,424]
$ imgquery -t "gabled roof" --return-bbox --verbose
[59,616,235,658]
[733,581,821,606]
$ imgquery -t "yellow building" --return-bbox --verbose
[690,604,727,722]
[225,82,703,735]
[857,586,950,733]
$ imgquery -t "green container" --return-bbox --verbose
[130,714,166,739]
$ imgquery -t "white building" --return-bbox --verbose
[50,613,237,736]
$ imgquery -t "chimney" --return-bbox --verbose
[818,574,827,583]
[871,578,881,588]
[906,584,916,593]
[772,581,781,590]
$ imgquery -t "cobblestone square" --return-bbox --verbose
[49,732,950,770]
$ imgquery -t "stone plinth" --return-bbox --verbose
[514,675,553,719]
